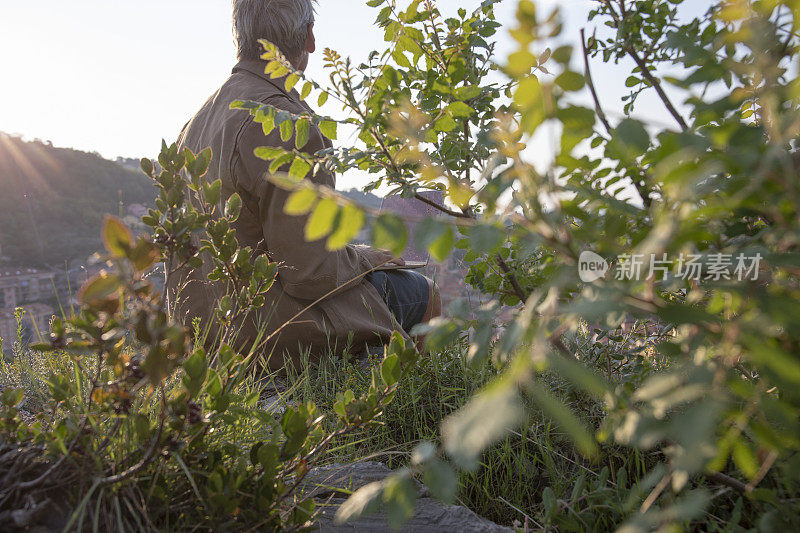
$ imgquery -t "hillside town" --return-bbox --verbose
[0,267,56,351]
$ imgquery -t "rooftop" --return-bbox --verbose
[0,303,54,319]
[0,267,54,279]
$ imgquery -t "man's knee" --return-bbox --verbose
[423,278,442,323]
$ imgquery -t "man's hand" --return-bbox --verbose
[355,246,405,269]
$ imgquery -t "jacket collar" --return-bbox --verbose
[232,59,313,114]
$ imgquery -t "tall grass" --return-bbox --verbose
[0,320,781,530]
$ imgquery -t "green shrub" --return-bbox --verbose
[0,143,419,531]
[242,0,800,529]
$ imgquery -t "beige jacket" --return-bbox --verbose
[171,60,400,369]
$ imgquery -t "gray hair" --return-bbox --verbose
[233,0,316,62]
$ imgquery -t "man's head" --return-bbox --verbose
[233,0,317,71]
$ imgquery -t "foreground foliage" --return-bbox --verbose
[2,0,800,531]
[244,0,800,530]
[0,145,418,530]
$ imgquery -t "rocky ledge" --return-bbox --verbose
[302,461,512,532]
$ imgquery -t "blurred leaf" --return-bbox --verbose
[442,379,524,470]
[416,219,454,261]
[103,216,133,257]
[327,203,365,250]
[285,188,318,216]
[372,214,408,256]
[555,71,585,91]
[525,379,598,458]
[606,118,650,161]
[382,474,417,529]
[79,273,122,307]
[422,459,457,503]
[306,198,339,241]
[335,481,384,525]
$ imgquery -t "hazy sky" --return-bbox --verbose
[0,0,713,188]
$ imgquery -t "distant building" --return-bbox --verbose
[0,267,56,309]
[0,268,57,352]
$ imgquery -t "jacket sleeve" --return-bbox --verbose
[233,110,385,301]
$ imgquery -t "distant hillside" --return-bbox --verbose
[0,134,154,266]
[338,188,382,210]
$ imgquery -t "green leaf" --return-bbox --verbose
[257,106,277,135]
[185,147,212,180]
[469,224,505,253]
[295,117,310,149]
[79,273,122,307]
[454,85,482,100]
[422,459,457,503]
[1,388,24,407]
[380,354,401,387]
[306,198,339,241]
[225,193,242,222]
[442,383,524,470]
[732,441,759,479]
[507,49,536,77]
[382,474,417,529]
[606,118,650,161]
[280,119,294,142]
[557,106,596,132]
[318,91,329,106]
[300,81,313,99]
[415,219,454,261]
[372,214,408,256]
[133,414,150,441]
[555,71,585,91]
[284,73,300,92]
[542,487,558,520]
[327,203,365,250]
[319,119,338,140]
[434,114,457,132]
[254,146,285,161]
[102,216,133,257]
[257,444,279,476]
[285,188,318,216]
[288,157,312,180]
[335,481,384,525]
[183,348,207,381]
[140,158,154,176]
[280,408,310,459]
[201,179,222,205]
[626,76,641,87]
[446,101,475,118]
[269,153,294,174]
[206,369,222,397]
[525,379,598,458]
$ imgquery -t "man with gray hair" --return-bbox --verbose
[171,0,441,368]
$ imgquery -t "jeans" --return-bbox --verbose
[365,269,430,333]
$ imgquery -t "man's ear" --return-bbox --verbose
[306,23,316,54]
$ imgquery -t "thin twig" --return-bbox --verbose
[495,253,527,302]
[641,472,671,513]
[626,48,688,131]
[580,29,612,135]
[413,192,471,219]
[706,471,749,494]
